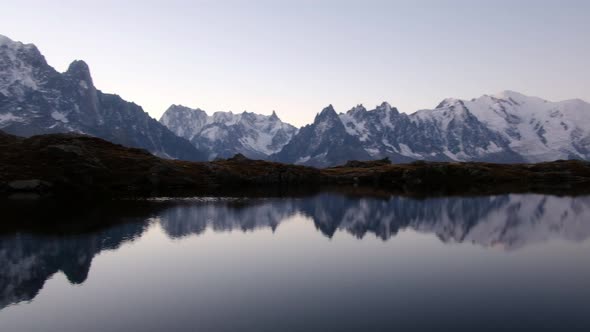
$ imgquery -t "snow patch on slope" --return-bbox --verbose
[50,111,69,123]
[0,113,23,124]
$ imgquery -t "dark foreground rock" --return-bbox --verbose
[2,131,590,198]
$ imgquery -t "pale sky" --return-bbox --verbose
[2,0,589,127]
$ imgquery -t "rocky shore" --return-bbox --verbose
[2,131,590,198]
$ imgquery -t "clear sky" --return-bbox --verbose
[2,0,589,127]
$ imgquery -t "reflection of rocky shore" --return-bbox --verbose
[2,193,590,310]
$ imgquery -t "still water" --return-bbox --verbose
[1,193,590,331]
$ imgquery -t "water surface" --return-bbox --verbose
[1,193,590,331]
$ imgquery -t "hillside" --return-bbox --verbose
[2,131,590,198]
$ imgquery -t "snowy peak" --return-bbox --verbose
[0,35,49,97]
[337,102,417,162]
[491,90,541,104]
[0,35,14,46]
[436,91,537,110]
[432,92,590,161]
[314,105,344,130]
[0,34,40,55]
[160,105,209,140]
[435,98,461,109]
[376,101,394,112]
[212,110,240,126]
[347,104,367,114]
[159,105,297,159]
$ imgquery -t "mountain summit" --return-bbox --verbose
[271,105,371,167]
[436,91,590,161]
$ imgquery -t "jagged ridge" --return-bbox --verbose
[2,34,590,166]
[159,105,297,159]
[0,34,206,161]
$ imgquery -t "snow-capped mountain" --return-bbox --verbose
[0,35,206,161]
[340,101,522,163]
[272,102,522,167]
[436,91,590,162]
[160,104,297,159]
[2,35,589,165]
[271,105,372,167]
[274,92,589,167]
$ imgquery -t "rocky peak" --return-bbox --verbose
[269,110,280,121]
[240,111,258,123]
[347,104,367,117]
[374,102,400,117]
[376,101,392,111]
[65,60,94,88]
[350,104,367,112]
[313,105,346,135]
[315,105,339,122]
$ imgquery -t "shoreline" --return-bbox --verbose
[2,131,590,199]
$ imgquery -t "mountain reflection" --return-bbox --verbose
[159,194,590,248]
[0,222,148,310]
[1,193,590,310]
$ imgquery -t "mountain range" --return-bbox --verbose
[271,92,590,166]
[163,91,590,167]
[1,34,590,167]
[0,35,205,161]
